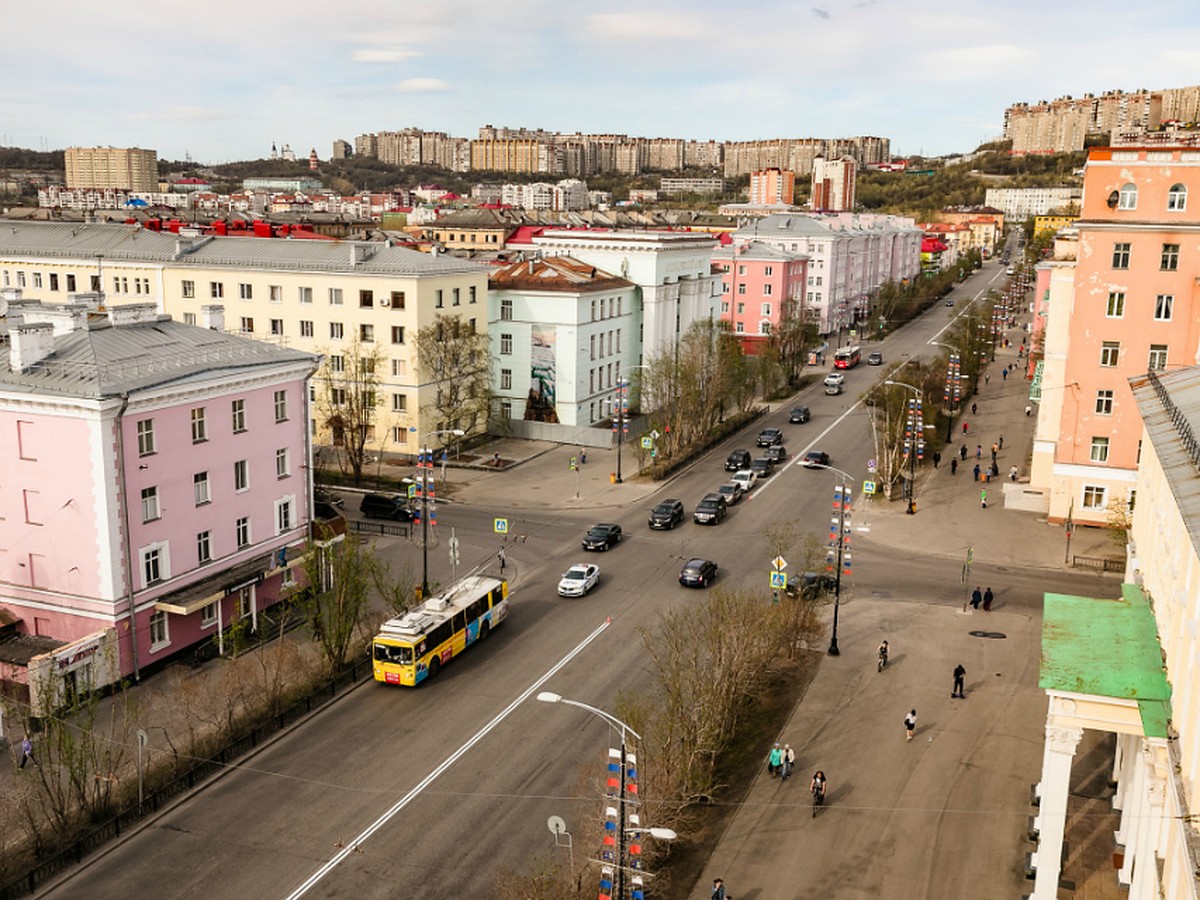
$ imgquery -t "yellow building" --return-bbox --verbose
[65,146,159,192]
[1033,214,1079,238]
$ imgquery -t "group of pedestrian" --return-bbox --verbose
[766,742,795,779]
[970,586,994,611]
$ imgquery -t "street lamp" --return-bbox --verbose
[810,464,855,656]
[929,341,961,444]
[885,380,923,515]
[614,365,651,484]
[412,428,464,598]
[537,692,658,900]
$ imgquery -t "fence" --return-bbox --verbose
[0,657,374,899]
[350,520,409,538]
[1071,554,1124,573]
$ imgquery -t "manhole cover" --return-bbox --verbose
[969,631,1007,639]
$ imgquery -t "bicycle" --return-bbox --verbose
[810,774,826,817]
[877,642,889,673]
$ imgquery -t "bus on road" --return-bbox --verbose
[833,346,861,369]
[372,575,509,686]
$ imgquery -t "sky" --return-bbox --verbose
[5,0,1200,165]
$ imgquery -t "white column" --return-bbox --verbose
[1030,724,1083,900]
[1118,743,1147,886]
[1113,732,1138,841]
[1130,761,1166,898]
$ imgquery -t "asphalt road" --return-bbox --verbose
[42,262,1106,899]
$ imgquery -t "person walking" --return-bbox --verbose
[768,743,783,777]
[980,486,988,509]
[1010,465,1019,481]
[904,709,917,742]
[579,446,587,465]
[985,374,990,386]
[952,664,966,698]
[972,463,981,482]
[1025,404,1032,417]
[1002,367,1009,381]
[983,587,994,611]
[975,444,982,460]
[932,450,941,469]
[950,457,958,476]
[781,744,796,780]
[971,402,977,416]
[971,586,983,609]
[998,435,1004,450]
[962,421,969,435]
[991,442,998,463]
[712,878,727,900]
[959,444,968,461]
[497,547,506,572]
[18,734,37,769]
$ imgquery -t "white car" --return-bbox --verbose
[730,469,757,492]
[823,372,845,387]
[557,563,600,597]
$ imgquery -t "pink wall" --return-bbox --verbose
[716,252,808,343]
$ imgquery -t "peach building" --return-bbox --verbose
[749,168,795,206]
[1031,146,1200,525]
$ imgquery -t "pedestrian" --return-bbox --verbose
[1002,367,1008,381]
[712,878,727,900]
[962,421,969,435]
[579,446,587,465]
[950,457,958,476]
[781,744,795,780]
[932,450,941,469]
[768,742,783,777]
[972,463,981,481]
[952,664,966,698]
[971,587,982,609]
[18,734,36,769]
[1025,404,1032,417]
[1010,465,1018,481]
[975,444,982,460]
[980,487,988,508]
[904,709,917,742]
[959,444,967,461]
[985,374,990,386]
[990,461,999,478]
[971,402,977,416]
[991,441,999,457]
[983,587,993,611]
[497,547,506,572]
[492,451,501,467]
[998,435,1004,450]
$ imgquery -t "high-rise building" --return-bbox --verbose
[811,156,856,212]
[749,168,795,206]
[65,146,158,192]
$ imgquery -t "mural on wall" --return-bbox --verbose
[525,326,559,423]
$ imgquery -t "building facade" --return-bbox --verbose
[985,187,1081,219]
[749,168,795,206]
[64,147,158,192]
[811,156,857,212]
[713,241,808,348]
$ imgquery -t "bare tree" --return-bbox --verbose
[313,336,385,485]
[296,533,378,672]
[415,314,491,437]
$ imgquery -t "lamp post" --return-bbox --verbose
[614,365,651,485]
[537,692,653,900]
[929,341,961,444]
[412,428,464,598]
[812,464,855,656]
[885,380,924,515]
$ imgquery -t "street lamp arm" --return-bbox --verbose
[536,692,642,741]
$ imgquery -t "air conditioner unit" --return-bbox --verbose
[379,297,390,307]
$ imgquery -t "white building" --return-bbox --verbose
[985,187,1081,219]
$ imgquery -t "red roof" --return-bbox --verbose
[506,225,551,245]
[922,237,949,253]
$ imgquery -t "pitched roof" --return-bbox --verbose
[488,256,633,293]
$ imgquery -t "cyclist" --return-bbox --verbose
[810,770,827,811]
[877,640,889,672]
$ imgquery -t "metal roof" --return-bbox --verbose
[1131,366,1200,552]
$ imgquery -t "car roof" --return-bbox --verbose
[589,523,618,529]
[684,558,709,567]
[700,493,723,501]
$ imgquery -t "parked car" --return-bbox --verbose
[749,457,775,478]
[314,498,343,521]
[756,428,784,447]
[360,492,416,521]
[730,469,757,492]
[789,406,811,424]
[679,558,718,588]
[763,445,787,464]
[557,563,600,597]
[824,372,845,387]
[867,351,883,366]
[725,449,752,472]
[798,571,839,600]
[693,493,728,525]
[582,523,623,551]
[716,482,744,505]
[648,499,685,530]
[314,487,345,510]
[802,450,831,468]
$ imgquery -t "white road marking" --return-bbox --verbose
[752,400,866,500]
[283,618,613,899]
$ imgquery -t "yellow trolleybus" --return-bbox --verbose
[371,575,509,686]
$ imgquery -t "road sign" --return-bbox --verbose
[449,548,460,566]
[493,517,509,534]
[641,436,653,449]
[863,480,876,494]
[770,571,787,589]
[406,484,417,499]
[650,430,660,440]
[448,531,460,553]
[867,459,877,473]
[772,555,788,572]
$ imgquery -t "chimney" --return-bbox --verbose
[107,303,160,327]
[201,304,225,332]
[10,322,55,372]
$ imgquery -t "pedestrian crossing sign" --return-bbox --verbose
[494,518,509,534]
[863,480,876,494]
[770,571,787,589]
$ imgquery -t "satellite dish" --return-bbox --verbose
[1107,190,1120,209]
[547,816,567,836]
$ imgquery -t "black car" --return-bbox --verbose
[582,523,622,551]
[725,449,752,471]
[648,499,685,530]
[763,445,787,464]
[749,457,775,478]
[693,493,727,525]
[679,558,718,588]
[360,492,416,521]
[789,406,811,424]
[314,487,345,510]
[756,428,784,447]
[798,571,839,600]
[802,450,831,468]
[867,351,883,366]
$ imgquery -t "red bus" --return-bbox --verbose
[833,346,861,369]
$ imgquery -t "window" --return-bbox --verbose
[392,393,407,412]
[240,317,254,334]
[268,285,282,303]
[300,320,314,338]
[391,426,407,444]
[210,281,224,299]
[721,301,730,312]
[360,324,374,342]
[330,354,345,373]
[276,498,294,534]
[389,291,405,309]
[298,286,312,304]
[1090,437,1110,463]
[143,549,164,587]
[183,313,196,325]
[1106,291,1125,318]
[389,325,406,345]
[736,302,745,314]
[194,471,210,505]
[1082,485,1106,509]
[191,407,207,443]
[764,266,773,276]
[270,319,284,336]
[453,288,461,306]
[722,282,730,294]
[148,610,168,648]
[501,368,512,390]
[1161,243,1180,271]
[738,265,746,275]
[1117,183,1137,210]
[239,283,253,300]
[735,322,745,333]
[274,389,288,422]
[137,419,156,456]
[1111,243,1130,269]
[141,487,160,522]
[49,273,59,291]
[236,516,250,548]
[469,286,477,304]
[436,289,444,308]
[1154,294,1173,321]
[201,601,216,626]
[500,298,513,321]
[1095,390,1114,415]
[330,322,344,339]
[1168,183,1187,211]
[761,303,772,316]
[1148,344,1168,371]
[760,321,772,335]
[1100,341,1119,367]
[360,290,374,308]
[331,387,346,406]
[234,460,249,492]
[328,288,343,305]
[66,274,76,292]
[763,284,773,296]
[500,333,513,355]
[737,284,746,295]
[231,399,246,433]
[276,448,290,478]
[182,280,195,298]
[500,399,513,419]
[197,531,212,564]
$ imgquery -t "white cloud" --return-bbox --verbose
[585,12,716,40]
[351,47,420,63]
[395,78,450,93]
[920,44,1034,70]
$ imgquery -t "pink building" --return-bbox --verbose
[712,240,808,350]
[0,297,317,709]
[1031,146,1200,524]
